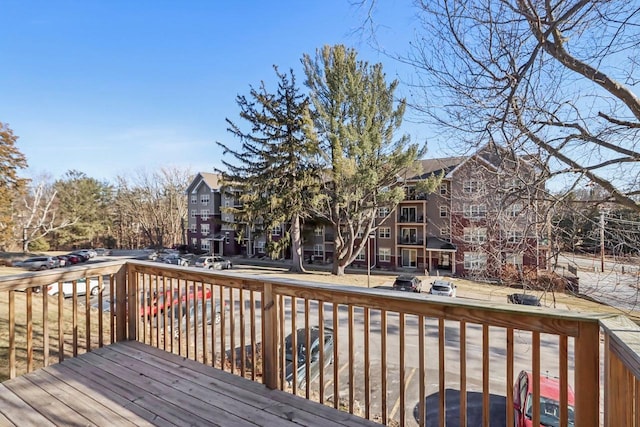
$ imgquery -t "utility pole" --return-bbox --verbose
[600,210,605,273]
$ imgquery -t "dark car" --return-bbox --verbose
[285,326,334,388]
[508,293,542,306]
[174,298,224,339]
[65,254,82,264]
[393,275,423,293]
[69,252,89,262]
[18,256,59,271]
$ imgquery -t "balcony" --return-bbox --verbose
[398,215,425,224]
[397,237,425,246]
[1,260,639,426]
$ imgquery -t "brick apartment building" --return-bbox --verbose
[187,145,547,277]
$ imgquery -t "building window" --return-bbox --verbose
[190,224,197,232]
[355,251,365,261]
[439,206,449,217]
[200,224,210,235]
[314,227,323,237]
[378,207,390,218]
[507,203,523,217]
[271,226,280,236]
[378,227,391,239]
[200,195,210,205]
[506,230,524,243]
[200,209,210,221]
[356,229,363,238]
[191,238,198,246]
[224,200,230,207]
[464,204,487,218]
[379,248,391,262]
[314,244,324,257]
[463,180,482,193]
[505,253,524,266]
[464,252,487,270]
[200,240,210,251]
[225,232,230,244]
[190,210,197,218]
[439,184,447,195]
[255,240,265,253]
[440,227,450,237]
[463,227,487,244]
[190,195,197,204]
[405,186,416,200]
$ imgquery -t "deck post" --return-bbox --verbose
[575,321,600,425]
[115,264,129,341]
[263,282,278,390]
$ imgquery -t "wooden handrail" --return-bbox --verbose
[3,259,640,426]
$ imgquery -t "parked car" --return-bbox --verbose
[65,254,83,265]
[285,326,334,388]
[392,275,422,293]
[508,293,542,306]
[69,251,90,262]
[140,285,212,317]
[513,370,575,427]
[56,255,69,267]
[195,256,232,270]
[94,248,112,256]
[163,254,190,266]
[173,298,224,339]
[47,278,103,298]
[17,256,59,271]
[428,280,457,297]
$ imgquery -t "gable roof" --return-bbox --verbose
[186,172,222,194]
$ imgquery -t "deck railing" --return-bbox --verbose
[2,259,640,426]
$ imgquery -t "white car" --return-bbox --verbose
[429,280,457,297]
[194,256,232,270]
[47,278,102,298]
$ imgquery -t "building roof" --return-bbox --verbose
[186,172,222,194]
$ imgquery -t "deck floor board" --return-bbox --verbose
[0,341,378,427]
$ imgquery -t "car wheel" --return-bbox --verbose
[215,312,221,324]
[39,265,47,271]
[90,286,100,296]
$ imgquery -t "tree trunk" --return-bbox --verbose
[288,213,305,273]
[332,234,346,276]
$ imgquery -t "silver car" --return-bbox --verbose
[17,256,59,271]
[428,280,457,297]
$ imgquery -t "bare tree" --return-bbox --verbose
[394,0,640,212]
[114,167,190,249]
[14,175,77,252]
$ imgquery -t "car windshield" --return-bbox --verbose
[285,329,321,362]
[395,280,413,287]
[432,284,451,291]
[525,395,574,427]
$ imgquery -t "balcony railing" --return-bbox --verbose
[397,237,425,246]
[398,215,425,223]
[1,260,640,425]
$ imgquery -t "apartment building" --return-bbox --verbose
[185,172,243,256]
[307,145,547,277]
[185,172,277,257]
[188,144,547,277]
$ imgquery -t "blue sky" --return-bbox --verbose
[1,1,433,182]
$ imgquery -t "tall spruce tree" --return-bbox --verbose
[0,122,27,249]
[216,67,319,273]
[303,44,425,275]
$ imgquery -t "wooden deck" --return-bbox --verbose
[0,341,377,426]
